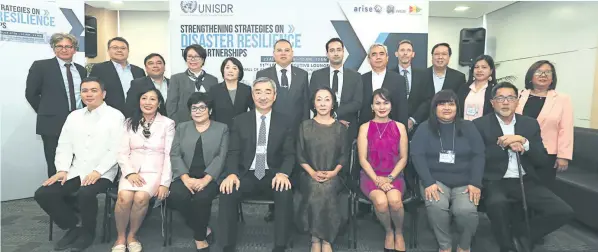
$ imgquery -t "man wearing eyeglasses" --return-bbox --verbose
[89,37,146,115]
[473,82,573,252]
[25,33,88,178]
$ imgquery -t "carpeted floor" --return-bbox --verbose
[2,197,598,252]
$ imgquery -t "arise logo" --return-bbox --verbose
[354,5,383,13]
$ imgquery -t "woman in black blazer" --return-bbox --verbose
[457,54,497,120]
[209,57,254,127]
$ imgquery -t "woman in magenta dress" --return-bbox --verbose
[357,88,409,252]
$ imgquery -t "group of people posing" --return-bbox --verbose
[26,32,575,252]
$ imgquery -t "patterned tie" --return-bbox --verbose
[65,63,77,111]
[254,115,267,180]
[402,69,410,96]
[280,69,289,89]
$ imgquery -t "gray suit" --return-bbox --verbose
[170,120,229,183]
[256,65,310,127]
[309,66,363,138]
[166,71,218,124]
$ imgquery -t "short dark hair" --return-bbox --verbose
[428,90,463,136]
[274,39,292,49]
[524,60,557,90]
[310,87,338,117]
[144,53,165,66]
[491,81,519,98]
[325,38,344,51]
[220,57,244,81]
[397,39,413,50]
[187,92,213,112]
[126,86,166,133]
[107,37,129,49]
[183,44,207,66]
[431,42,452,56]
[80,76,105,91]
[372,88,392,105]
[467,54,497,86]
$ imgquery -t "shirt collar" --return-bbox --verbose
[56,57,72,67]
[330,65,343,74]
[112,60,131,70]
[399,65,411,73]
[433,68,447,78]
[495,113,516,126]
[151,76,167,85]
[373,69,386,76]
[469,82,489,92]
[275,64,291,72]
[256,109,272,120]
[85,102,107,115]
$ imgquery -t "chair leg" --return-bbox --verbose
[352,195,357,249]
[412,208,419,248]
[49,217,53,241]
[168,206,173,245]
[162,205,167,247]
[102,194,109,243]
[238,203,245,223]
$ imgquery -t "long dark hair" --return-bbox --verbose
[126,86,166,133]
[428,90,463,136]
[524,60,557,90]
[310,86,338,117]
[467,54,497,87]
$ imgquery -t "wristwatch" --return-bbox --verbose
[387,175,395,181]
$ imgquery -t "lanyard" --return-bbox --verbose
[438,123,456,152]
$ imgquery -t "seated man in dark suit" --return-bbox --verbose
[124,53,169,118]
[218,77,296,252]
[473,82,573,252]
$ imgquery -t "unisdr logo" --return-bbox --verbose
[180,0,234,15]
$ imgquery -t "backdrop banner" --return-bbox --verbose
[0,0,85,201]
[169,0,429,84]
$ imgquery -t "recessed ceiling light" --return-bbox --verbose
[111,0,123,4]
[454,6,470,11]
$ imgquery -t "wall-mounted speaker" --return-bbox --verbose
[85,15,97,58]
[459,28,486,66]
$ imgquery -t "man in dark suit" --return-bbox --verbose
[392,39,429,133]
[473,82,573,252]
[256,39,310,128]
[25,33,87,177]
[218,77,295,252]
[124,53,169,118]
[310,38,363,139]
[359,43,408,127]
[425,43,466,94]
[89,37,145,115]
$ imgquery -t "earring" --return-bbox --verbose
[489,76,493,81]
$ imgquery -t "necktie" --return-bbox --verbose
[65,63,77,111]
[280,69,289,89]
[332,70,339,94]
[402,69,410,96]
[254,115,267,180]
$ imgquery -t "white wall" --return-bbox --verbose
[486,1,598,127]
[428,16,483,74]
[118,10,171,77]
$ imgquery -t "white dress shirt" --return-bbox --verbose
[250,110,272,171]
[56,57,82,110]
[152,77,168,101]
[432,68,447,94]
[275,64,292,88]
[372,69,386,91]
[55,102,125,182]
[112,61,134,98]
[496,115,530,178]
[330,66,344,101]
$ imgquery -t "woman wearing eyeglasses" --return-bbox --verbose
[516,60,573,187]
[456,54,498,121]
[167,92,229,251]
[113,86,174,252]
[166,44,219,124]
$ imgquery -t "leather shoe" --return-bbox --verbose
[272,246,286,252]
[197,247,210,252]
[54,227,80,251]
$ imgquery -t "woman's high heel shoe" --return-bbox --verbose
[384,248,394,252]
[197,247,210,252]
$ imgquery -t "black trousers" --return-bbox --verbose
[34,177,112,235]
[41,135,59,177]
[218,171,293,248]
[483,177,573,251]
[167,179,218,241]
[536,154,558,190]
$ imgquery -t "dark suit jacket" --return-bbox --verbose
[256,65,310,127]
[413,66,467,123]
[456,82,495,119]
[89,61,145,115]
[25,57,87,136]
[473,113,549,181]
[309,67,363,127]
[393,67,430,123]
[225,110,296,178]
[209,82,255,128]
[124,76,169,118]
[359,70,409,127]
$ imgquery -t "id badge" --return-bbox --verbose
[439,150,455,164]
[256,146,267,154]
[465,105,478,116]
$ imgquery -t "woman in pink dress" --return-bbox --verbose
[112,86,175,252]
[357,88,409,252]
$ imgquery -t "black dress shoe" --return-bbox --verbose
[384,248,394,252]
[272,246,286,252]
[70,232,93,252]
[206,231,214,243]
[53,227,81,251]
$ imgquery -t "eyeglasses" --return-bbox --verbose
[191,105,208,112]
[54,45,74,50]
[187,56,202,61]
[534,70,553,76]
[109,46,128,51]
[493,96,518,103]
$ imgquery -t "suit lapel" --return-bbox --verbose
[339,68,350,103]
[537,91,557,125]
[51,58,69,103]
[288,66,301,97]
[442,68,452,89]
[249,111,257,156]
[270,67,280,86]
[266,112,277,154]
[490,114,506,138]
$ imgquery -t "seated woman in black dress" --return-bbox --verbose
[168,92,229,251]
[296,87,349,252]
